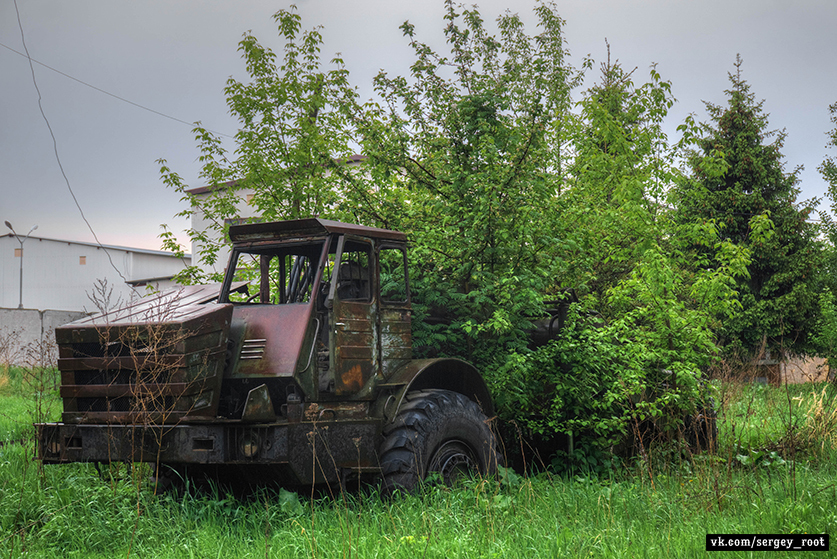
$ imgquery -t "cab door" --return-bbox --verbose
[328,237,378,396]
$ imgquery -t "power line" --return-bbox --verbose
[12,0,136,292]
[0,40,234,139]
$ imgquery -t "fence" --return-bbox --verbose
[0,308,87,365]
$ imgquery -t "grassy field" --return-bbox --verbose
[1,365,836,558]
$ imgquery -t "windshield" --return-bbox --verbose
[222,241,325,305]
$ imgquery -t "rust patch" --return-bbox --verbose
[241,384,276,422]
[331,402,368,419]
[341,365,363,392]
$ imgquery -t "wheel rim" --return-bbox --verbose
[429,440,478,485]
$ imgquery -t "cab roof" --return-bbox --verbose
[228,218,407,244]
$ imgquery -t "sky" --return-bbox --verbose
[2,0,836,253]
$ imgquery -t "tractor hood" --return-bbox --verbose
[55,283,237,424]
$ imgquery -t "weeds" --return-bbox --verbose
[3,339,837,557]
[1,442,836,557]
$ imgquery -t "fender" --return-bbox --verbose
[375,358,495,423]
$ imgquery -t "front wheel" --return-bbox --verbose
[379,389,500,494]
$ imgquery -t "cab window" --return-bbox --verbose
[224,243,322,304]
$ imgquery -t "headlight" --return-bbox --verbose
[240,432,260,458]
[47,438,62,455]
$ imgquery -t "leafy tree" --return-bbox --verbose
[350,0,581,363]
[158,7,357,282]
[494,56,749,456]
[820,102,837,195]
[817,102,837,290]
[675,56,821,358]
[559,54,678,304]
[565,55,750,375]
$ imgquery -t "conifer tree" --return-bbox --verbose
[820,102,837,196]
[812,102,837,367]
[676,56,821,357]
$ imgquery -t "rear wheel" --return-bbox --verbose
[379,389,500,494]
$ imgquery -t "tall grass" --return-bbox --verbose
[1,367,836,557]
[0,365,60,443]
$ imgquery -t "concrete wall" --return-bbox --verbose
[782,355,830,384]
[0,308,86,365]
[756,354,832,384]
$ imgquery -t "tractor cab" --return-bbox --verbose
[219,219,412,403]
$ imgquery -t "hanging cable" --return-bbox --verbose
[13,0,138,293]
[0,40,234,139]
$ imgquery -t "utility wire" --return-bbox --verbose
[13,0,136,292]
[0,40,234,139]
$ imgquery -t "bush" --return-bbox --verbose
[487,303,713,470]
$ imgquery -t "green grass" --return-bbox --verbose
[717,381,837,458]
[0,365,60,441]
[1,374,836,558]
[0,394,34,441]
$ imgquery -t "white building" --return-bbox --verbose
[0,234,189,313]
[184,155,368,277]
[186,180,259,279]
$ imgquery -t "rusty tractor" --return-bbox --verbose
[37,219,500,491]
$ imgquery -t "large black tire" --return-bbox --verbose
[379,389,500,494]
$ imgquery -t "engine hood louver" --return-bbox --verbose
[240,339,266,360]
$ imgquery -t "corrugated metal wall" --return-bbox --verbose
[0,235,186,312]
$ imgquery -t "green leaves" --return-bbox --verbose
[159,7,358,281]
[352,1,577,365]
[159,6,799,461]
[489,301,670,455]
[675,57,822,357]
[820,102,837,200]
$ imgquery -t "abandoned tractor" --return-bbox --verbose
[37,219,500,491]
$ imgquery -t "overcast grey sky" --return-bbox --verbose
[2,0,835,252]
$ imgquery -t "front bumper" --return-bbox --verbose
[37,420,381,485]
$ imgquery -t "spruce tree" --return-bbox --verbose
[818,101,837,277]
[677,56,821,357]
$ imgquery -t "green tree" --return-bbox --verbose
[562,55,748,371]
[560,54,678,304]
[675,56,821,358]
[820,102,837,194]
[812,103,837,367]
[351,0,581,363]
[817,102,837,291]
[492,56,748,455]
[158,7,358,282]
